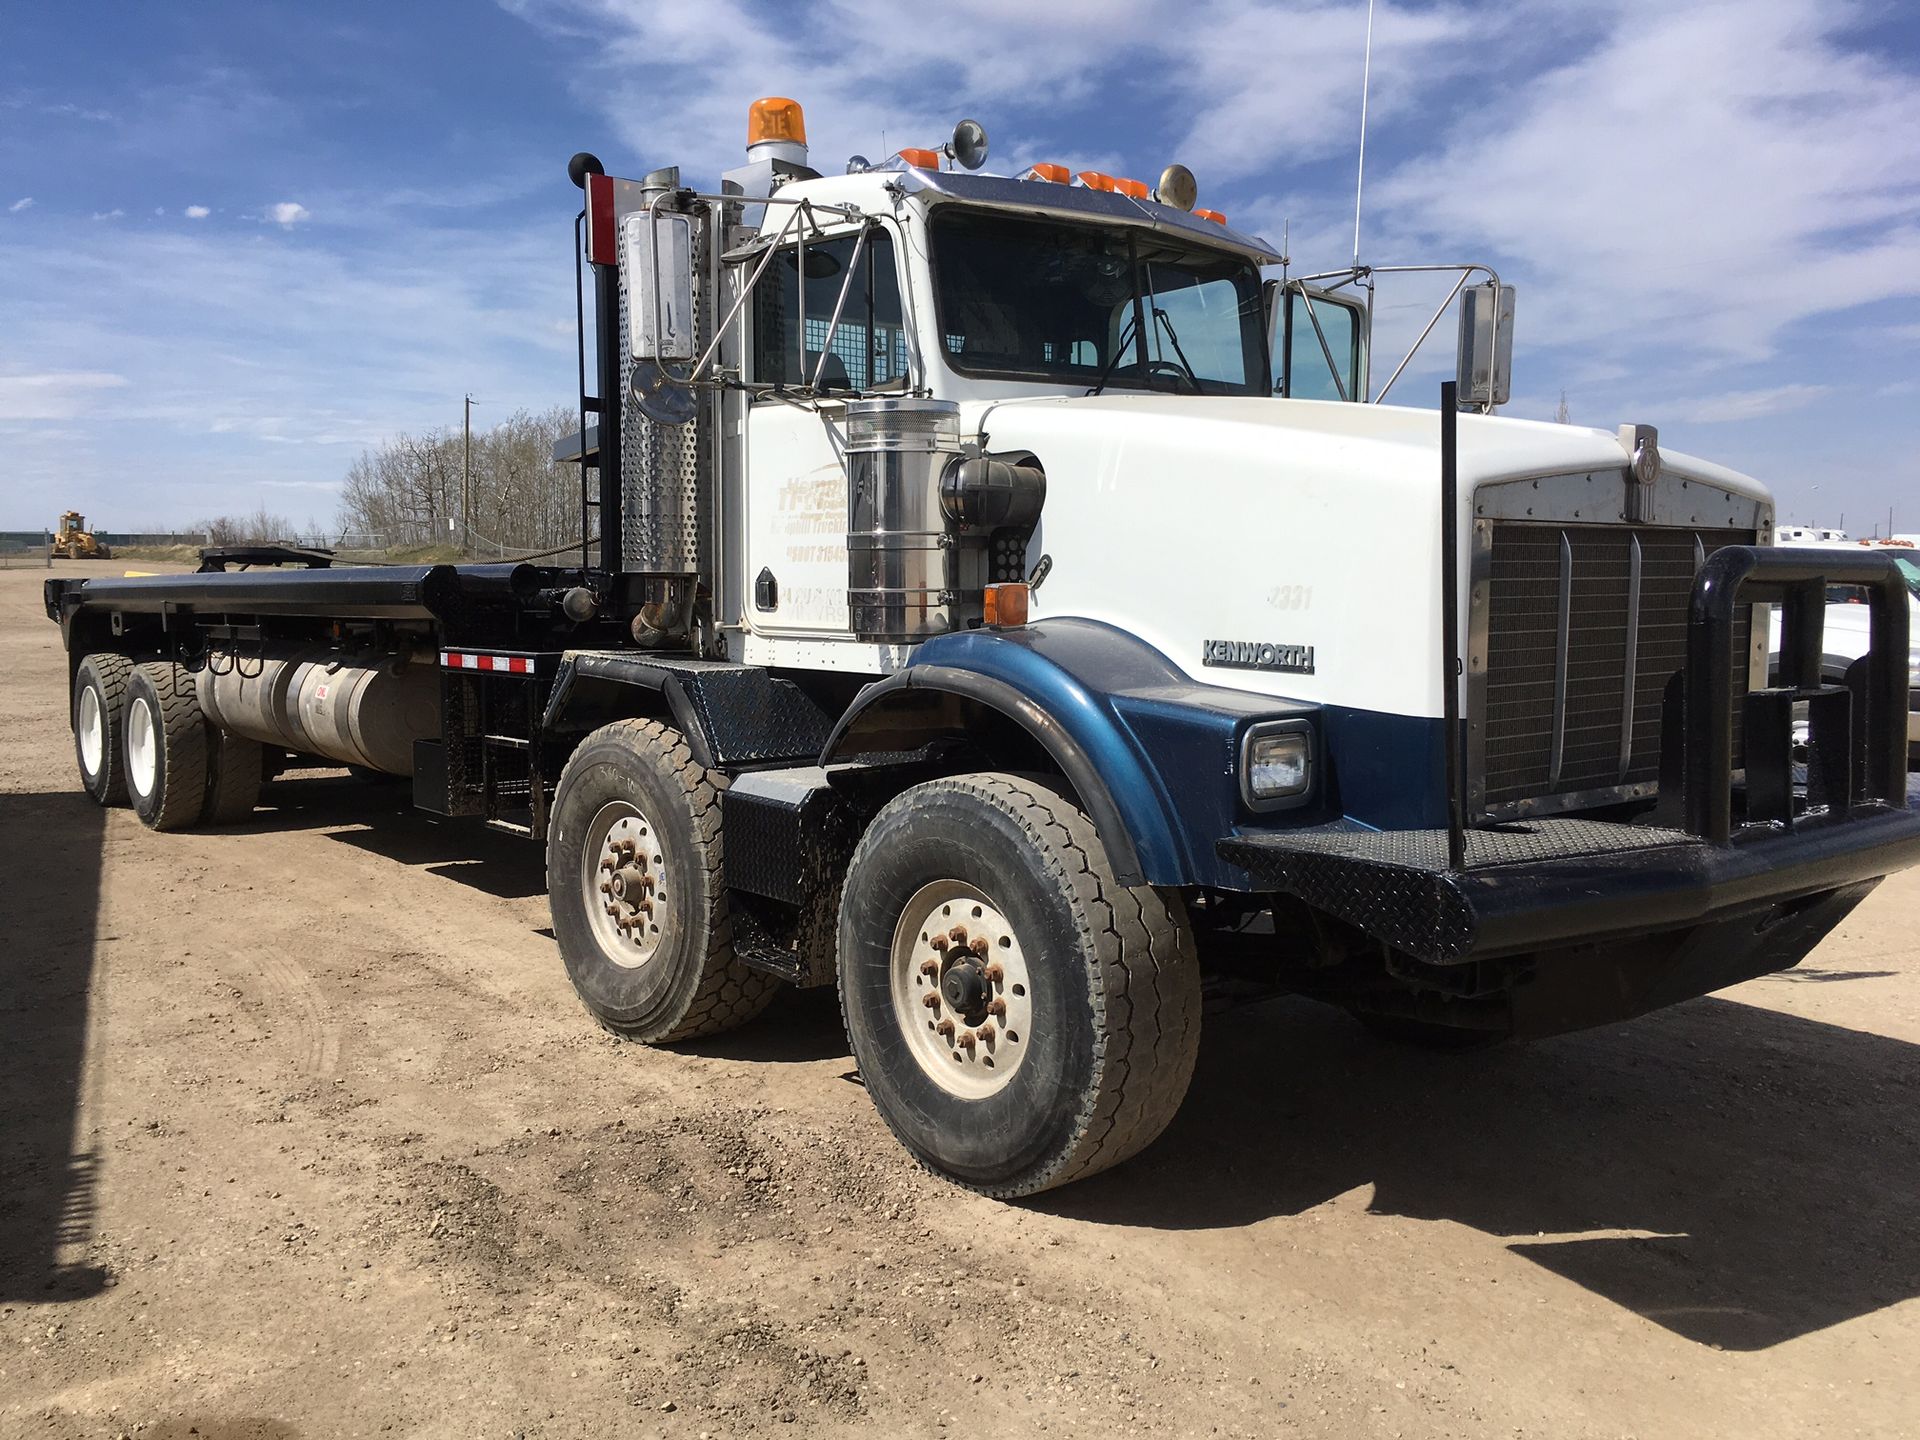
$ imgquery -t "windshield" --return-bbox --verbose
[929,209,1267,395]
[1898,556,1919,600]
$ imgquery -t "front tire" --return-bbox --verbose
[74,653,135,806]
[124,662,209,831]
[546,720,776,1041]
[839,773,1201,1198]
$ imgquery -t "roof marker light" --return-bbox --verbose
[1022,162,1070,183]
[1194,207,1228,225]
[890,147,942,170]
[1112,177,1150,200]
[1075,171,1117,192]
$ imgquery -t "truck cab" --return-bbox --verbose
[45,97,1920,1200]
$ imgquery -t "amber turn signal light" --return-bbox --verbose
[983,583,1030,627]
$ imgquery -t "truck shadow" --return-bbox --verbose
[231,774,549,900]
[0,791,111,1304]
[1038,991,1920,1352]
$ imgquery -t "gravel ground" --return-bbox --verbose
[3,559,1917,1439]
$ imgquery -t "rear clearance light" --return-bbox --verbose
[585,172,618,265]
[893,147,942,170]
[1021,163,1070,183]
[1194,208,1227,225]
[983,582,1030,627]
[440,650,554,675]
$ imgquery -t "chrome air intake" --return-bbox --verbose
[845,397,964,642]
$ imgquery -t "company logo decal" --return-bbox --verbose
[1202,639,1315,674]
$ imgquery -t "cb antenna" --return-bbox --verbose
[1352,0,1376,273]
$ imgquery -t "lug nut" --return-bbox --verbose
[936,1018,955,1039]
[948,926,969,945]
[984,963,1005,984]
[960,1030,977,1052]
[930,935,949,953]
[987,997,1007,1019]
[922,992,940,1009]
[969,937,990,957]
[919,958,940,977]
[977,1022,996,1046]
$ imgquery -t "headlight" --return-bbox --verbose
[1241,721,1313,810]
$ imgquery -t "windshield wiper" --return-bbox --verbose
[1149,305,1202,394]
[1085,311,1140,396]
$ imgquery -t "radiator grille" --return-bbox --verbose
[1480,523,1754,811]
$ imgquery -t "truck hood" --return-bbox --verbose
[971,393,1769,498]
[968,394,1771,721]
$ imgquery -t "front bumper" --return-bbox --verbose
[1218,804,1920,964]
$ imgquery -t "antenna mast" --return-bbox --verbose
[1352,0,1376,273]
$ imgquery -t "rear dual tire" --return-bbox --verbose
[74,653,135,806]
[547,720,776,1042]
[124,662,210,831]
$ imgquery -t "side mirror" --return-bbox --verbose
[621,211,697,363]
[1455,282,1514,410]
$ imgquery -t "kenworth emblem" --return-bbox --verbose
[1202,639,1316,674]
[1618,422,1661,523]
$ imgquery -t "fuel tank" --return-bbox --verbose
[197,644,439,775]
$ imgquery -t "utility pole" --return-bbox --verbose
[463,393,475,555]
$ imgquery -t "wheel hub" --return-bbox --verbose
[582,805,667,967]
[890,884,1033,1100]
[939,958,990,1019]
[78,685,104,776]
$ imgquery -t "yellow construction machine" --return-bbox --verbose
[51,511,112,560]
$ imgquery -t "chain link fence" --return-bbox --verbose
[0,533,51,569]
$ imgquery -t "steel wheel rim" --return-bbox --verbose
[890,881,1032,1099]
[127,696,158,797]
[581,799,668,968]
[78,685,104,777]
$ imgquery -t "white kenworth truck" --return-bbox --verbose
[48,99,1920,1197]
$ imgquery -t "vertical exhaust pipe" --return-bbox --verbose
[1440,381,1467,871]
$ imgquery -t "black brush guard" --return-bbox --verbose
[1220,544,1918,967]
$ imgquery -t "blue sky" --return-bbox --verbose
[3,0,1918,533]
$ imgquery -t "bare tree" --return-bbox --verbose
[338,406,584,551]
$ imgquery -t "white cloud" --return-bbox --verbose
[185,204,211,220]
[267,201,310,228]
[8,197,33,213]
[91,209,125,221]
[0,371,130,420]
[1369,0,1920,363]
[1666,383,1832,424]
[0,211,575,520]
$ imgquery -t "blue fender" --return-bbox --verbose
[818,618,1316,888]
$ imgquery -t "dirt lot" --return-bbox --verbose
[3,559,1917,1440]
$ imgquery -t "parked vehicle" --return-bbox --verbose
[52,511,112,560]
[45,100,1920,1196]
[1768,542,1920,764]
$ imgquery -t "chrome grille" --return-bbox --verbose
[1479,523,1754,813]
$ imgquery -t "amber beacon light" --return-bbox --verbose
[747,96,807,146]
